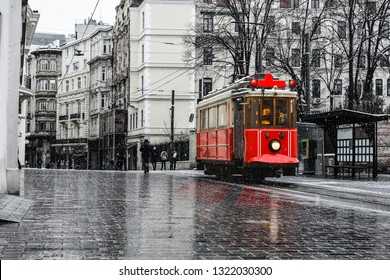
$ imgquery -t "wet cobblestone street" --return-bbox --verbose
[0,169,390,260]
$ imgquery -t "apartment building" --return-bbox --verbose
[88,26,117,170]
[1,0,39,194]
[55,21,112,169]
[194,0,390,112]
[26,45,62,168]
[126,0,196,169]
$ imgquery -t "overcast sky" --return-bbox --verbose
[29,0,118,35]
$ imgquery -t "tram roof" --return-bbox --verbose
[301,109,390,127]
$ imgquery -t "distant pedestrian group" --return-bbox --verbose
[139,139,178,173]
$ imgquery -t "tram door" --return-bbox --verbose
[234,99,245,161]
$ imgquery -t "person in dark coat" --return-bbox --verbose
[140,139,152,173]
[151,146,158,170]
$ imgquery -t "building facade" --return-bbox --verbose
[125,0,196,170]
[26,45,62,168]
[88,27,120,170]
[55,21,112,169]
[193,0,390,113]
[1,0,39,194]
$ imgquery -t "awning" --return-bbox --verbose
[301,109,390,127]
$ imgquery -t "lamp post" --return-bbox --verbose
[170,90,175,153]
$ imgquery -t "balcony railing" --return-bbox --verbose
[70,113,81,120]
[59,115,68,121]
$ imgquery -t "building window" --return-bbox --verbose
[49,80,56,91]
[334,54,343,68]
[366,1,376,13]
[103,39,111,54]
[39,60,49,71]
[203,14,214,33]
[265,47,275,66]
[77,77,82,89]
[50,60,57,71]
[38,80,49,91]
[312,49,321,68]
[47,100,56,111]
[141,110,144,127]
[73,62,79,71]
[266,16,275,33]
[292,0,299,8]
[280,0,291,8]
[199,78,212,99]
[381,22,390,39]
[325,0,335,8]
[312,79,321,98]
[65,80,69,92]
[142,45,145,63]
[291,48,300,67]
[203,47,213,65]
[375,79,383,96]
[102,66,106,81]
[387,79,390,96]
[338,21,346,39]
[358,55,366,69]
[37,100,47,111]
[292,22,301,34]
[379,55,389,67]
[312,17,321,34]
[312,0,320,9]
[334,79,342,95]
[234,13,244,32]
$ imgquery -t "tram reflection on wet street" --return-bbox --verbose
[1,169,390,260]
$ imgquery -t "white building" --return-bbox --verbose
[0,0,38,194]
[126,0,196,169]
[88,26,114,170]
[55,20,112,169]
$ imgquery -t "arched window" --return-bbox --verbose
[39,59,49,71]
[50,60,57,71]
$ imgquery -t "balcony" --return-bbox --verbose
[70,113,81,120]
[59,115,68,121]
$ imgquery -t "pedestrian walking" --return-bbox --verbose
[151,146,158,170]
[170,150,177,170]
[160,150,168,170]
[140,139,152,173]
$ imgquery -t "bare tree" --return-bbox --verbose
[183,0,274,81]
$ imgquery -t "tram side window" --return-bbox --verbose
[261,99,273,126]
[200,109,208,131]
[276,98,288,127]
[249,98,260,128]
[209,107,217,129]
[217,103,227,127]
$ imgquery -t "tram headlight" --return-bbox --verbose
[269,139,281,152]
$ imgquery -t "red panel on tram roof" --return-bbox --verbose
[256,73,286,88]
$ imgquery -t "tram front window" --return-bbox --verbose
[276,98,288,126]
[261,99,273,126]
[245,97,291,128]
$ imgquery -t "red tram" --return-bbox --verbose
[196,73,299,180]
